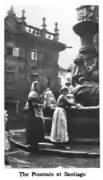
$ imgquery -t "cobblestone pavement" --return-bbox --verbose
[6,148,99,168]
[5,130,100,168]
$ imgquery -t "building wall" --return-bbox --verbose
[5,29,60,117]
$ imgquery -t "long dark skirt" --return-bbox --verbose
[26,109,44,152]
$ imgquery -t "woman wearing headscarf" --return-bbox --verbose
[26,81,44,152]
[42,88,56,108]
[50,86,77,143]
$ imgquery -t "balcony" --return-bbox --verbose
[5,7,66,51]
[25,24,59,42]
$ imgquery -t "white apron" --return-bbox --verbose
[50,107,69,142]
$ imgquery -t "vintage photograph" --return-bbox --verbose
[4,4,99,168]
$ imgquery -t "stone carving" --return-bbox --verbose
[71,53,99,106]
[68,6,99,106]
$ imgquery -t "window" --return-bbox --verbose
[7,47,13,55]
[6,46,20,57]
[30,51,38,60]
[6,42,14,55]
[58,77,61,87]
[13,47,19,57]
[5,70,15,83]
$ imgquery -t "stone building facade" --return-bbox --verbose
[4,6,66,118]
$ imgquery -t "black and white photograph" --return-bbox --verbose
[3,1,100,172]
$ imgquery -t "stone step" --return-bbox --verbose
[10,134,100,158]
[10,129,99,145]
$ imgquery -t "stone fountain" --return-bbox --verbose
[68,5,99,106]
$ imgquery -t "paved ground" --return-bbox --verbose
[10,129,99,155]
[7,149,99,168]
[5,129,100,168]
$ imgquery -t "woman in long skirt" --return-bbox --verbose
[25,81,44,152]
[50,86,73,143]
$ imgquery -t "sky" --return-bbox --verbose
[4,4,81,69]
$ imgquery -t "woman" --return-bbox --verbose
[42,88,56,108]
[65,79,74,93]
[26,81,44,152]
[50,86,76,143]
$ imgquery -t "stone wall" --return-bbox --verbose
[5,29,61,117]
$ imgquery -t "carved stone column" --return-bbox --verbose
[73,5,98,57]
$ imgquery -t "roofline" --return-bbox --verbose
[5,28,66,52]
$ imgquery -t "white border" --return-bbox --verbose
[0,0,102,180]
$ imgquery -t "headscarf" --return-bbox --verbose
[28,81,39,99]
[29,82,43,118]
[30,81,39,91]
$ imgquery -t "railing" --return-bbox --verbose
[25,24,59,42]
[25,25,41,37]
[45,31,55,40]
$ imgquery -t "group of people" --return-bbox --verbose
[5,78,99,158]
[24,80,84,152]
